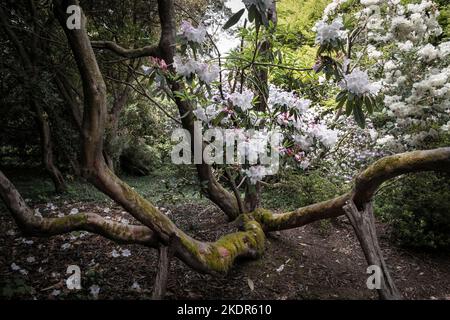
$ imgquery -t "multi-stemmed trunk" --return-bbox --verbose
[1,0,449,301]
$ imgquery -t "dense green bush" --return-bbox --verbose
[262,169,344,211]
[121,140,162,176]
[375,172,450,250]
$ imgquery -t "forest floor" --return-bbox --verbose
[1,198,449,300]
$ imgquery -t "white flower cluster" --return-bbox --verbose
[418,43,450,62]
[229,90,255,111]
[359,1,450,150]
[244,165,268,184]
[268,85,311,113]
[193,103,222,124]
[311,124,339,149]
[390,1,442,42]
[179,20,206,44]
[340,68,382,96]
[314,18,347,45]
[243,0,273,8]
[360,0,381,5]
[323,0,349,20]
[268,85,340,151]
[173,55,219,84]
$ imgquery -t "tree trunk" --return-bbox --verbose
[343,200,402,300]
[244,181,262,212]
[103,150,115,172]
[34,103,67,193]
[255,2,277,112]
[152,245,172,300]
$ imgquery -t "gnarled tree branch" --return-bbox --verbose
[3,0,443,279]
[0,170,156,245]
[254,148,450,232]
[91,41,160,59]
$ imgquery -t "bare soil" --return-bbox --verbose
[1,202,449,300]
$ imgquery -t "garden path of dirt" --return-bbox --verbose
[1,202,449,300]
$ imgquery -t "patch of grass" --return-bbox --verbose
[262,170,344,211]
[0,166,207,213]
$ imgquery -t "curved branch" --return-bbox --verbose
[91,41,160,59]
[47,0,450,277]
[254,148,450,231]
[352,147,450,205]
[0,170,156,246]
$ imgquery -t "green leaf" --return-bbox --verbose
[212,112,227,126]
[353,105,366,128]
[336,97,347,110]
[345,98,354,116]
[248,4,257,22]
[365,96,374,114]
[258,6,270,27]
[223,9,245,30]
[336,90,347,102]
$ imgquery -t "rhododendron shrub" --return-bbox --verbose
[2,0,450,301]
[313,0,450,154]
[142,15,340,189]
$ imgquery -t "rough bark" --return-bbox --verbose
[2,0,449,281]
[244,182,262,213]
[34,103,68,193]
[344,200,402,300]
[88,0,242,220]
[254,1,278,112]
[0,6,67,193]
[0,170,156,245]
[156,0,241,220]
[152,244,172,300]
[254,148,450,232]
[54,72,83,131]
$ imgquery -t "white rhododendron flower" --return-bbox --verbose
[196,63,220,84]
[229,90,254,111]
[367,45,382,59]
[397,40,414,52]
[314,17,347,45]
[179,20,206,44]
[442,121,450,132]
[173,55,219,84]
[438,42,450,58]
[294,135,313,151]
[173,55,198,77]
[377,135,395,145]
[311,124,339,149]
[418,44,440,62]
[268,85,311,112]
[361,0,381,6]
[323,0,349,20]
[244,165,268,184]
[341,68,382,96]
[193,104,221,123]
